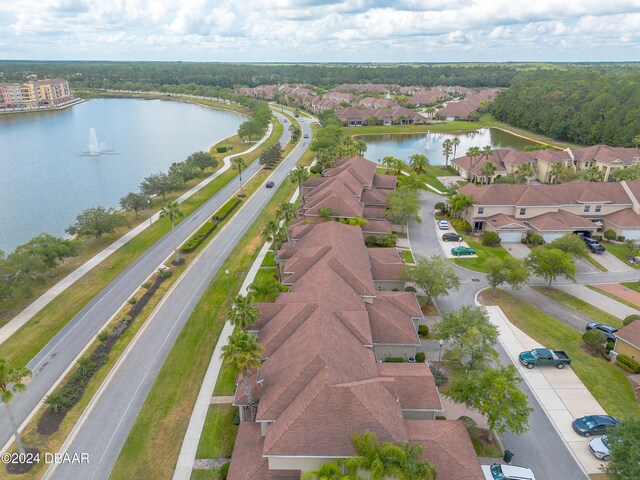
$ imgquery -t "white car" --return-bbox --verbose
[588,435,611,461]
[437,220,450,230]
[482,464,536,480]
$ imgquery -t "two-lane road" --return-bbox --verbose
[47,115,313,479]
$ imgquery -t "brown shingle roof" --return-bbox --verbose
[362,219,393,235]
[227,422,268,480]
[603,208,640,227]
[573,145,639,166]
[616,320,640,349]
[528,210,597,232]
[406,419,484,480]
[373,173,398,189]
[366,293,421,345]
[367,247,404,281]
[480,213,528,230]
[378,363,443,411]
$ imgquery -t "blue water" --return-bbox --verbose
[360,127,537,165]
[0,99,245,251]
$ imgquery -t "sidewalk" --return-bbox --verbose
[486,305,607,475]
[556,284,638,319]
[172,188,298,480]
[593,283,640,308]
[0,124,273,346]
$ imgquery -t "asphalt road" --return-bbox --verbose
[0,114,291,448]
[409,190,589,480]
[46,114,312,480]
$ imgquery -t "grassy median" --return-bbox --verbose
[532,287,623,327]
[480,289,639,421]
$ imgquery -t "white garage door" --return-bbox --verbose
[498,232,523,243]
[542,233,564,242]
[621,230,640,240]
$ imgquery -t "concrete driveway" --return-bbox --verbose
[591,251,635,272]
[502,242,530,259]
[433,218,478,259]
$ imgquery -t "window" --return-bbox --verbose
[595,205,602,213]
[584,205,591,213]
[478,207,484,214]
[519,208,526,216]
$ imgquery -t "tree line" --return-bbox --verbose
[491,67,640,147]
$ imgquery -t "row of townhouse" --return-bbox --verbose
[335,106,424,126]
[452,145,640,184]
[436,88,501,121]
[457,179,640,242]
[0,79,74,110]
[227,157,485,479]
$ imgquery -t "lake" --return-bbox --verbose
[0,98,245,251]
[360,127,538,165]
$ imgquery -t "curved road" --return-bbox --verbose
[46,114,313,479]
[409,190,589,480]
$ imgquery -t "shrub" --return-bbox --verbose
[232,408,240,426]
[219,462,230,480]
[418,325,429,338]
[616,354,640,373]
[216,146,228,153]
[405,286,417,292]
[528,233,544,245]
[451,219,471,233]
[96,330,110,343]
[415,352,426,363]
[384,357,405,363]
[603,229,617,241]
[582,330,607,355]
[128,297,137,305]
[593,235,603,241]
[606,340,615,353]
[141,281,152,289]
[482,231,501,247]
[365,234,398,248]
[617,235,626,242]
[434,202,446,212]
[458,415,481,442]
[310,164,323,174]
[624,314,640,326]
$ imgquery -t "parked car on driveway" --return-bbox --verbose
[482,463,536,480]
[588,435,611,461]
[437,220,450,230]
[586,322,618,342]
[451,246,476,256]
[572,415,621,437]
[442,232,463,242]
[586,242,606,253]
[518,348,571,369]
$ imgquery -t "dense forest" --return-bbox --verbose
[0,61,519,88]
[491,68,640,147]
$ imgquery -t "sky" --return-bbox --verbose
[1,0,639,62]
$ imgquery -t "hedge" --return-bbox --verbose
[418,325,429,338]
[182,199,242,253]
[617,354,640,374]
[216,146,229,153]
[415,352,426,363]
[384,357,405,363]
[623,314,640,326]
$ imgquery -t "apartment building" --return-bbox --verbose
[0,79,74,110]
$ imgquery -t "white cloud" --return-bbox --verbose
[0,0,639,61]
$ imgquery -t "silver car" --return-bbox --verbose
[588,435,611,461]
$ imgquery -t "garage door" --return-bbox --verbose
[621,230,640,240]
[498,232,523,243]
[542,233,564,242]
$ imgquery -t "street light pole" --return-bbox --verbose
[225,269,230,304]
[437,339,444,373]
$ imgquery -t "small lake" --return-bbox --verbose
[0,99,245,251]
[360,127,538,165]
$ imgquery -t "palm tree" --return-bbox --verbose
[160,200,184,263]
[318,207,337,220]
[394,158,408,175]
[44,392,68,414]
[397,441,437,480]
[465,146,482,178]
[248,278,283,303]
[262,220,280,245]
[344,215,369,227]
[232,157,247,196]
[448,193,474,219]
[549,162,566,184]
[289,166,310,205]
[451,137,461,159]
[481,145,494,160]
[0,359,32,455]
[354,140,367,156]
[221,331,263,421]
[581,165,605,182]
[480,161,497,184]
[516,162,536,184]
[302,462,355,480]
[277,202,298,245]
[409,154,429,175]
[381,156,397,174]
[633,134,640,148]
[345,431,406,480]
[227,294,260,329]
[441,139,453,167]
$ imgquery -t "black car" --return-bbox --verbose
[586,322,618,341]
[586,242,606,253]
[265,181,275,188]
[572,415,621,437]
[442,232,463,242]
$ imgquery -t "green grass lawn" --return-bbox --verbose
[587,286,640,312]
[253,267,277,284]
[111,178,297,480]
[584,255,608,272]
[213,360,238,397]
[195,404,238,459]
[481,289,639,421]
[602,242,640,269]
[261,251,276,267]
[400,250,415,264]
[191,468,227,480]
[621,282,640,293]
[532,287,623,327]
[451,234,510,272]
